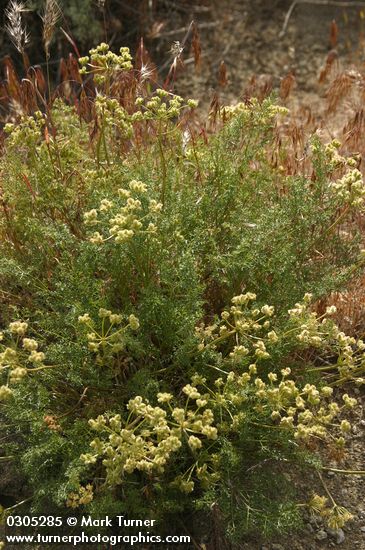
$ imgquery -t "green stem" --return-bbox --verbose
[325,204,350,235]
[321,466,365,475]
[206,329,236,348]
[5,497,33,512]
[158,121,167,206]
[318,471,337,507]
[28,365,57,372]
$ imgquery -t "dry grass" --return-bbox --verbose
[42,0,62,58]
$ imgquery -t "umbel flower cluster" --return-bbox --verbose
[314,138,365,208]
[133,89,198,121]
[3,110,45,143]
[79,292,358,518]
[80,389,218,494]
[89,90,198,151]
[78,43,197,131]
[309,493,354,530]
[288,293,365,385]
[78,42,133,84]
[66,484,94,509]
[94,95,134,139]
[0,321,48,400]
[221,97,289,122]
[78,309,140,369]
[83,179,162,245]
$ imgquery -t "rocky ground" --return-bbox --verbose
[171,0,365,107]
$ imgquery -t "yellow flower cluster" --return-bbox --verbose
[132,89,198,122]
[3,111,45,146]
[319,139,365,208]
[221,98,288,122]
[0,321,47,400]
[66,484,94,508]
[197,292,277,363]
[192,365,353,447]
[79,43,132,84]
[288,294,365,385]
[82,389,219,491]
[84,179,161,245]
[78,309,139,367]
[309,493,353,529]
[323,139,359,170]
[94,95,133,138]
[330,168,365,207]
[194,292,358,445]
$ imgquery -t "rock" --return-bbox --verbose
[316,529,328,541]
[335,529,345,544]
[360,526,365,532]
[327,527,345,542]
[271,545,285,550]
[309,514,321,526]
[327,470,335,477]
[305,523,314,533]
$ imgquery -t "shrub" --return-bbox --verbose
[0,44,364,545]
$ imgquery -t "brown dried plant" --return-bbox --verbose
[5,0,30,55]
[218,61,228,88]
[42,0,61,58]
[330,19,338,49]
[318,50,339,84]
[315,274,365,337]
[326,71,358,114]
[280,72,296,101]
[191,22,202,71]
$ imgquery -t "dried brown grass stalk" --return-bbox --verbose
[244,74,273,101]
[3,56,22,105]
[330,19,338,49]
[280,72,296,101]
[319,50,339,84]
[218,61,228,88]
[5,0,30,55]
[315,275,365,335]
[191,22,202,71]
[208,92,220,129]
[42,0,61,58]
[163,21,196,88]
[343,109,365,152]
[326,71,358,114]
